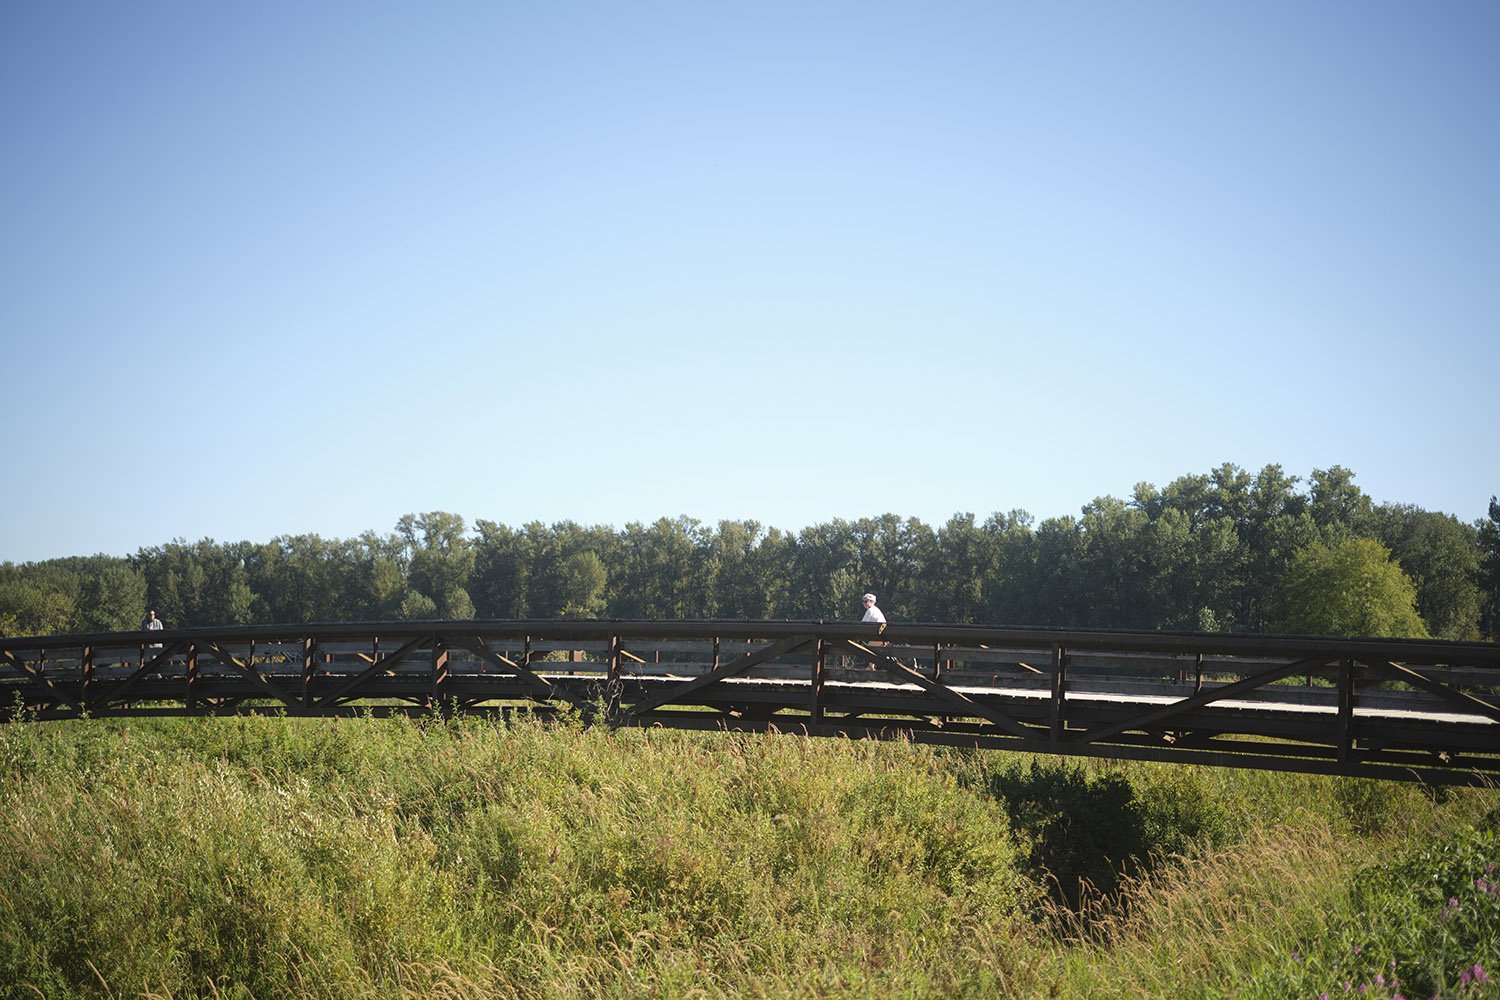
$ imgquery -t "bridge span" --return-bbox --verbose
[3,620,1497,785]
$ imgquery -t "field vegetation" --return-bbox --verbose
[1,710,1496,999]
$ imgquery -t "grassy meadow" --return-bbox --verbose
[0,709,1496,999]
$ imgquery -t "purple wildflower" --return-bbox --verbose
[1461,968,1473,986]
[1473,964,1490,983]
[1375,973,1385,986]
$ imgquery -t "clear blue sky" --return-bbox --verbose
[3,1,1497,564]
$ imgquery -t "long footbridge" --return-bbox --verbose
[3,619,1497,785]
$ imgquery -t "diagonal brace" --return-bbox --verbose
[1068,655,1331,746]
[316,633,431,707]
[833,638,1036,740]
[447,636,593,710]
[200,642,302,710]
[1365,660,1500,725]
[0,649,83,714]
[88,641,187,710]
[626,635,814,718]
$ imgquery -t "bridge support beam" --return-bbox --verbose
[1337,656,1355,764]
[1050,644,1067,748]
[809,638,825,726]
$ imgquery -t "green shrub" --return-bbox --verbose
[1244,824,1500,998]
[985,759,1149,911]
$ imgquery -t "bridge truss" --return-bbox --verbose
[2,620,1497,785]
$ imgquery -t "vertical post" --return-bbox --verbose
[1050,644,1067,747]
[185,643,200,710]
[809,638,825,728]
[81,645,94,710]
[712,636,721,671]
[1194,652,1204,696]
[1337,656,1355,764]
[522,635,533,713]
[607,634,622,722]
[431,639,451,713]
[934,642,950,726]
[301,637,317,708]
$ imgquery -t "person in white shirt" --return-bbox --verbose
[860,593,886,624]
[141,609,164,650]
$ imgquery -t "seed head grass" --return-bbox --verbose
[0,713,1494,998]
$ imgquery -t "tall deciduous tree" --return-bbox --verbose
[559,551,608,617]
[398,512,476,619]
[1309,466,1375,541]
[0,578,74,636]
[76,558,148,632]
[135,539,254,627]
[1275,538,1428,638]
[1371,504,1483,639]
[1479,496,1500,640]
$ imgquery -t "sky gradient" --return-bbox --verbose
[3,1,1497,564]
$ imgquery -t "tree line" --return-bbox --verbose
[3,464,1497,641]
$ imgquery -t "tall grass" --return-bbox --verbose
[0,712,1495,999]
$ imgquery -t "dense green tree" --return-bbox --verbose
[342,530,409,620]
[244,535,352,625]
[848,514,935,621]
[1274,538,1428,638]
[1077,497,1148,626]
[1308,466,1375,541]
[471,520,528,618]
[1236,465,1316,631]
[788,514,933,621]
[398,512,476,619]
[979,510,1037,625]
[1371,504,1483,639]
[135,539,254,628]
[75,558,148,632]
[559,551,608,618]
[701,520,785,619]
[1479,496,1500,640]
[614,517,708,619]
[788,519,859,619]
[0,578,74,636]
[918,513,994,624]
[740,525,793,619]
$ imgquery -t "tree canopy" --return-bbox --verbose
[1273,538,1429,639]
[1,464,1492,641]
